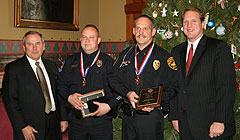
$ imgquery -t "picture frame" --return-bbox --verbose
[14,0,79,31]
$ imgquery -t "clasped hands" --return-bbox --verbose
[68,93,111,116]
[126,91,154,112]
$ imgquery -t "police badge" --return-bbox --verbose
[96,60,102,67]
[153,60,160,70]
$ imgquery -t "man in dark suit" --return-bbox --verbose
[169,8,236,140]
[2,31,67,140]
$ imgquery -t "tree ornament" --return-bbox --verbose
[153,10,158,18]
[231,44,237,55]
[210,26,216,31]
[236,79,240,91]
[165,25,173,39]
[171,22,178,28]
[161,7,167,17]
[189,0,191,4]
[157,29,167,40]
[207,20,215,28]
[165,31,173,39]
[171,22,179,37]
[218,0,227,9]
[159,3,163,8]
[172,9,179,17]
[238,5,240,11]
[216,24,226,36]
[204,12,209,29]
[213,0,217,7]
[231,16,238,27]
[175,28,179,37]
[236,106,240,113]
[151,2,154,8]
[181,27,184,32]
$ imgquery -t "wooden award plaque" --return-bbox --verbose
[136,86,163,111]
[79,89,105,118]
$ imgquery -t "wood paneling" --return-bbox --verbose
[125,0,147,40]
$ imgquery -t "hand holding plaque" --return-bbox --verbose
[79,89,106,118]
[135,86,163,111]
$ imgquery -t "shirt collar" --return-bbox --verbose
[82,49,99,59]
[26,55,42,66]
[137,42,153,55]
[187,34,203,48]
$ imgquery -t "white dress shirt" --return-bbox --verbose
[26,55,56,111]
[186,34,203,62]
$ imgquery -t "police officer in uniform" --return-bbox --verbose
[57,24,121,140]
[109,15,179,140]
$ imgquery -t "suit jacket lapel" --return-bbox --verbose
[179,42,188,78]
[187,35,207,76]
[23,56,41,88]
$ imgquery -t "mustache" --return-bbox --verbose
[136,35,146,38]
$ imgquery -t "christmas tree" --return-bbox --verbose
[142,0,240,139]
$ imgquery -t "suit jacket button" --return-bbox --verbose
[182,91,187,94]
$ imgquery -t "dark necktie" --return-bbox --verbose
[35,62,52,114]
[186,44,193,76]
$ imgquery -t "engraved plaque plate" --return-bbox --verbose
[136,86,163,110]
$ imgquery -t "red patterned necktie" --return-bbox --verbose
[186,44,193,76]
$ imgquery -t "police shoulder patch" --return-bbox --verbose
[167,57,178,70]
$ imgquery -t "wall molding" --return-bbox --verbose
[0,40,128,55]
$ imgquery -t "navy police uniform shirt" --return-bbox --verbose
[57,49,120,114]
[109,42,178,105]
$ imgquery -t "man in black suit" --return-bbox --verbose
[169,8,236,140]
[2,31,67,140]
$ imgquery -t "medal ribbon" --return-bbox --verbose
[80,50,100,78]
[135,43,155,76]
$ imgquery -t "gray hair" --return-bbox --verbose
[22,31,44,46]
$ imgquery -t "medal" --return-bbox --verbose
[135,75,140,85]
[80,50,100,86]
[82,78,86,86]
[135,43,154,85]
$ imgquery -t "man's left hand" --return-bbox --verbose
[91,102,111,116]
[209,122,225,138]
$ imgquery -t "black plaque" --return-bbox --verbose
[79,89,105,118]
[136,86,163,110]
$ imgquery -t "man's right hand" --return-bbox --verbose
[22,125,38,140]
[68,93,85,110]
[126,91,139,108]
[172,120,179,132]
